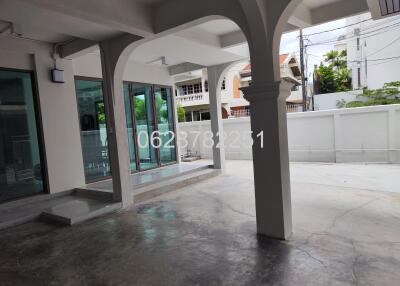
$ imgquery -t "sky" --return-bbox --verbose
[280,15,352,80]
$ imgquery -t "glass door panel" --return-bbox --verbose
[75,79,110,182]
[0,69,45,202]
[154,87,177,165]
[132,85,158,170]
[123,83,138,172]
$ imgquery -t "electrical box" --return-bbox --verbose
[51,69,65,83]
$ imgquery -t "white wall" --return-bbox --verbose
[314,90,364,111]
[346,13,400,90]
[179,104,400,163]
[73,53,173,86]
[0,37,86,193]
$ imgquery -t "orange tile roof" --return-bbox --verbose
[241,54,290,73]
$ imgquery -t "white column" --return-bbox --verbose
[99,40,133,208]
[241,81,293,240]
[207,65,226,170]
[172,85,182,163]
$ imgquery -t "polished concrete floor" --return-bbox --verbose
[1,161,400,285]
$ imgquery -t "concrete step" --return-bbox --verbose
[133,165,212,189]
[40,196,121,226]
[134,168,221,203]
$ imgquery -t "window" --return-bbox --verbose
[0,69,46,202]
[200,111,210,121]
[182,85,188,95]
[357,38,360,51]
[75,78,110,182]
[188,85,194,94]
[357,68,361,88]
[185,111,192,122]
[204,81,209,92]
[194,83,202,93]
[221,79,226,90]
[193,111,201,121]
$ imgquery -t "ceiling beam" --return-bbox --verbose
[175,28,221,48]
[168,62,205,76]
[15,0,155,38]
[58,38,98,58]
[310,0,369,26]
[288,3,313,28]
[220,30,247,49]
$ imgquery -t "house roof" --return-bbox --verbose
[240,53,301,85]
[241,54,290,74]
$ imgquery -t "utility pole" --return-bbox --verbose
[299,29,307,112]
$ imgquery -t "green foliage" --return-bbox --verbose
[315,49,352,94]
[176,104,185,122]
[97,102,106,124]
[336,99,346,109]
[346,81,400,108]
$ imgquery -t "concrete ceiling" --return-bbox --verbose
[303,0,340,8]
[196,20,241,36]
[130,19,249,67]
[1,0,396,72]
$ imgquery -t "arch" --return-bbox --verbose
[272,0,302,80]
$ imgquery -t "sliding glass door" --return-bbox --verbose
[76,79,177,182]
[124,82,177,172]
[154,86,177,165]
[75,78,110,182]
[132,84,158,170]
[0,69,45,202]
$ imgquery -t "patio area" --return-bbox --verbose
[1,160,400,285]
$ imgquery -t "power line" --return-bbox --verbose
[303,17,372,37]
[305,21,400,47]
[348,55,400,63]
[366,34,400,57]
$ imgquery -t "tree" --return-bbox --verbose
[176,103,186,122]
[315,49,352,94]
[346,81,400,108]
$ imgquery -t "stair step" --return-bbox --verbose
[133,165,212,189]
[134,168,221,203]
[40,196,121,226]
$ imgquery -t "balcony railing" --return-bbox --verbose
[231,109,250,118]
[286,103,303,113]
[176,93,204,104]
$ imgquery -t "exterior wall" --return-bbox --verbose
[73,53,173,86]
[0,37,86,194]
[313,90,364,110]
[346,13,400,90]
[0,37,175,197]
[179,104,400,163]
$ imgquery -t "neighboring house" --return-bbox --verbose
[175,54,303,122]
[345,13,400,90]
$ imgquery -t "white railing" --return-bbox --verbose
[231,109,250,118]
[176,93,204,104]
[286,103,303,113]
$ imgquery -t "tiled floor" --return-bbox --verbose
[1,161,400,285]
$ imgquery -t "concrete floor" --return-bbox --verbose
[1,161,400,285]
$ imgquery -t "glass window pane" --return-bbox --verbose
[75,79,110,182]
[123,83,138,172]
[0,69,44,202]
[154,87,177,165]
[133,85,158,170]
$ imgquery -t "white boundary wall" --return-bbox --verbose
[178,104,400,163]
